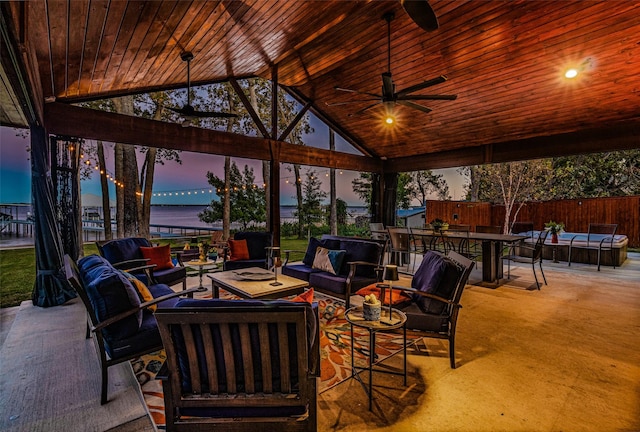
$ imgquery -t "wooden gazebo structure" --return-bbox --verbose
[1,1,639,303]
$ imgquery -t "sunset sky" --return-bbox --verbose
[0,119,465,207]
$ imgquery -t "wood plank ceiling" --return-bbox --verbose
[8,0,640,170]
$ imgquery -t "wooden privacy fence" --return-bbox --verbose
[425,196,640,248]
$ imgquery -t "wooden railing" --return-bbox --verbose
[425,196,640,248]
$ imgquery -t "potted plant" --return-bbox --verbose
[544,221,565,243]
[430,218,449,233]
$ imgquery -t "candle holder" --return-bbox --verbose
[268,247,282,286]
[381,264,400,325]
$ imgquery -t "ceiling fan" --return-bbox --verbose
[166,51,237,122]
[401,0,439,32]
[330,11,456,117]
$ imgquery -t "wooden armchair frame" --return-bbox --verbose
[155,302,319,432]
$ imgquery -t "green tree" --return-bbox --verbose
[295,169,327,238]
[410,170,450,204]
[469,160,552,233]
[352,172,416,210]
[325,197,347,226]
[550,151,640,198]
[199,162,266,230]
[195,78,313,235]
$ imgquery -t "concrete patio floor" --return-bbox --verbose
[1,254,639,431]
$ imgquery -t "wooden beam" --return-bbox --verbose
[385,120,640,172]
[281,86,372,157]
[0,2,42,127]
[229,77,270,138]
[43,102,381,172]
[278,101,311,142]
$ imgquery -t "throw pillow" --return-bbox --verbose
[140,244,174,271]
[303,237,322,266]
[356,284,411,306]
[411,251,457,314]
[120,271,156,312]
[291,288,314,304]
[227,239,250,261]
[312,247,346,275]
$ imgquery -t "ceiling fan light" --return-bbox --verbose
[565,68,578,79]
[385,115,395,125]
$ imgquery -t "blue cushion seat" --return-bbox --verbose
[282,263,321,281]
[78,255,142,343]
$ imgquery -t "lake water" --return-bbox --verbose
[0,204,370,247]
[150,205,369,227]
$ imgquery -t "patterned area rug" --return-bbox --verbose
[131,292,419,429]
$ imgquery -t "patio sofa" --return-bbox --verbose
[516,230,628,267]
[282,235,384,308]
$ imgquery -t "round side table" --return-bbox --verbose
[345,307,407,411]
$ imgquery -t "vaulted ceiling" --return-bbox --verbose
[2,0,639,171]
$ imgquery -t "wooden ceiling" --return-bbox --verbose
[3,0,640,170]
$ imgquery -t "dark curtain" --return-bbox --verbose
[31,126,76,307]
[52,136,81,260]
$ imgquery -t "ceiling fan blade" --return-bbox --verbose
[334,87,381,98]
[325,99,379,107]
[354,102,381,115]
[396,100,432,114]
[401,0,439,32]
[398,94,457,101]
[382,73,395,99]
[396,75,447,97]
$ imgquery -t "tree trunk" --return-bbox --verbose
[139,148,156,238]
[96,141,112,240]
[138,105,163,239]
[112,96,139,237]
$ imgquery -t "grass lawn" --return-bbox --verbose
[0,238,310,308]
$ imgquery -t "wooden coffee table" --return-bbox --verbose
[207,267,308,299]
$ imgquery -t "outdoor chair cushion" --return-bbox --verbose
[308,272,375,296]
[78,255,142,342]
[337,238,381,277]
[233,231,273,259]
[99,237,148,263]
[412,251,460,314]
[108,281,181,359]
[302,237,341,266]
